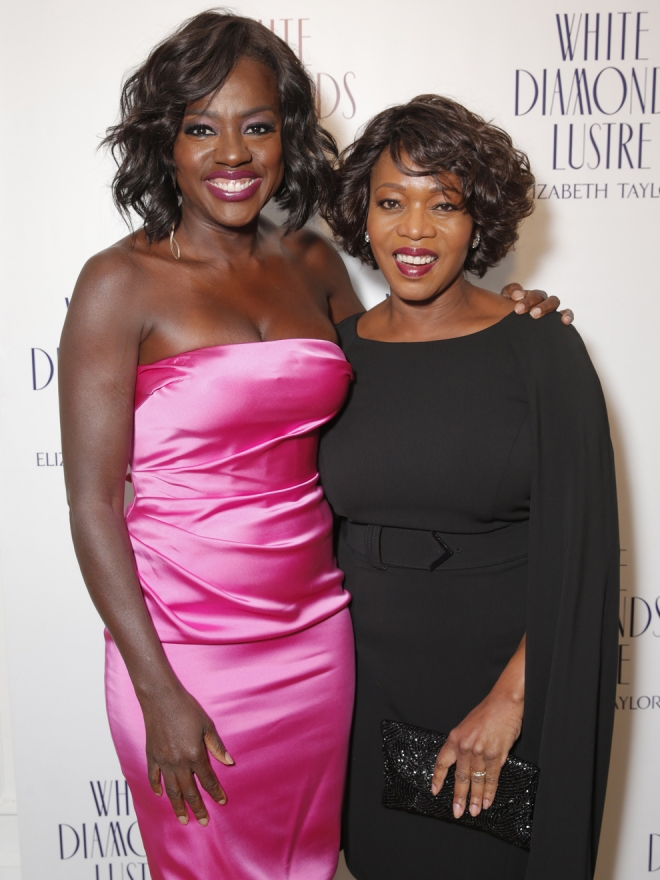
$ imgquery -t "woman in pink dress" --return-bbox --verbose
[58,12,561,880]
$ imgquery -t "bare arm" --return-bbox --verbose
[431,635,525,817]
[59,251,231,826]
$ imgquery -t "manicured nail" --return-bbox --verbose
[453,803,462,819]
[531,307,541,317]
[431,783,438,796]
[483,799,491,809]
[199,817,208,827]
[224,752,235,765]
[470,803,479,816]
[514,302,525,312]
[178,816,188,825]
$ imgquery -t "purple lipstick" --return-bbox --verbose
[204,170,263,202]
[393,247,438,278]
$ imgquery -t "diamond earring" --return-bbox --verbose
[365,231,370,243]
[471,231,481,249]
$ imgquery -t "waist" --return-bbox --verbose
[341,519,529,572]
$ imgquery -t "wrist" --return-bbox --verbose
[491,680,524,707]
[133,670,184,706]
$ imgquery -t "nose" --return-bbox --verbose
[396,204,436,243]
[213,127,251,167]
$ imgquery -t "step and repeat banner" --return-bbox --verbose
[0,1,658,878]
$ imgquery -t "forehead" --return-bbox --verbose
[187,56,280,116]
[370,148,461,195]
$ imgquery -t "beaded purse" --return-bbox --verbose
[381,719,539,850]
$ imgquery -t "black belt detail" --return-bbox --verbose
[342,520,529,572]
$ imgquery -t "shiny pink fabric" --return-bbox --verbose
[105,339,355,880]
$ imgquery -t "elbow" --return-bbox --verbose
[67,493,125,537]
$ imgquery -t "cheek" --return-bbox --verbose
[366,212,394,251]
[265,141,285,180]
[172,138,204,175]
[445,219,474,253]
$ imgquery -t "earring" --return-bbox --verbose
[471,231,481,249]
[365,231,370,244]
[169,225,181,260]
[177,193,183,206]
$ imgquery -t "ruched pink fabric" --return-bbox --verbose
[105,338,355,880]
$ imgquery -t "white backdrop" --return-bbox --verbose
[0,1,658,878]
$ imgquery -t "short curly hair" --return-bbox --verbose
[327,95,535,278]
[103,10,337,242]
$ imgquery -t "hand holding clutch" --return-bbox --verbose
[381,720,539,850]
[432,686,524,817]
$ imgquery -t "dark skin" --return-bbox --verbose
[361,150,532,820]
[59,58,563,829]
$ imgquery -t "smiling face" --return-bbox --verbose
[366,149,475,302]
[172,56,285,229]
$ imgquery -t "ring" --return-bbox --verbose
[471,770,487,779]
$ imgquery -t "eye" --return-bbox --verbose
[432,201,458,212]
[183,123,216,138]
[244,122,276,136]
[376,198,401,210]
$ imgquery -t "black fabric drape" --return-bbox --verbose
[501,313,619,879]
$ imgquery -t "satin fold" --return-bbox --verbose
[127,339,353,643]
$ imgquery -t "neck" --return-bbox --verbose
[173,205,263,264]
[384,273,478,341]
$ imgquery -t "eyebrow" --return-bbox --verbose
[184,105,277,119]
[375,181,447,194]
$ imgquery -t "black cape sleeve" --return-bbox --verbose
[502,313,619,879]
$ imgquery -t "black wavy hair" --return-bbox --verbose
[103,10,338,242]
[327,94,535,278]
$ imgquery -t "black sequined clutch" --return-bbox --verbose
[381,720,539,850]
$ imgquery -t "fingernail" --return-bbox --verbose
[531,307,541,317]
[199,817,208,827]
[514,302,525,312]
[483,799,491,809]
[431,783,438,796]
[453,803,462,819]
[470,803,479,816]
[225,752,235,765]
[178,816,188,825]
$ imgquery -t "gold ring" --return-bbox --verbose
[471,770,487,779]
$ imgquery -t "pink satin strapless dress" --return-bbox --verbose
[104,338,355,880]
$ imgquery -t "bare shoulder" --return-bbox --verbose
[74,234,149,303]
[63,234,155,351]
[67,233,158,336]
[280,224,347,280]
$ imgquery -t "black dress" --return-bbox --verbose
[318,311,619,880]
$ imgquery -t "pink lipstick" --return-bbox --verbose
[393,247,438,278]
[204,170,263,202]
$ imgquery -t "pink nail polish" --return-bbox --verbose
[453,803,462,819]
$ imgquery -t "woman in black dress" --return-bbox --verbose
[319,96,619,880]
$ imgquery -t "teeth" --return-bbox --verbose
[395,253,437,265]
[208,178,256,192]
